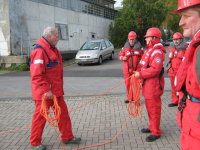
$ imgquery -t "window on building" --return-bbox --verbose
[55,23,69,40]
[54,0,62,8]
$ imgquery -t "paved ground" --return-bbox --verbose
[0,92,180,150]
[0,54,181,150]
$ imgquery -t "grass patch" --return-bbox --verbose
[0,64,30,71]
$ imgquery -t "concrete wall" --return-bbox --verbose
[0,0,113,56]
[9,0,30,56]
[23,0,113,53]
[0,0,10,56]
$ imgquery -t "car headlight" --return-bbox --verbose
[90,53,98,58]
[75,55,79,59]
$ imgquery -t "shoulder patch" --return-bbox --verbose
[155,57,161,63]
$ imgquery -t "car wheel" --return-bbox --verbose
[98,56,102,65]
[77,63,82,66]
[110,52,114,60]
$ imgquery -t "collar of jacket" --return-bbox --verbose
[42,36,56,49]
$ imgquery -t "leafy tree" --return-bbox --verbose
[109,6,138,48]
[109,0,167,47]
[162,0,181,39]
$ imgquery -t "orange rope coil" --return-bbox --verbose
[128,75,142,119]
[40,95,61,127]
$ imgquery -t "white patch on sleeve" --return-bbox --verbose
[34,59,44,64]
[174,76,177,86]
[155,57,161,63]
[134,51,139,54]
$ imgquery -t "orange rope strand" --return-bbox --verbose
[75,116,131,150]
[40,95,66,150]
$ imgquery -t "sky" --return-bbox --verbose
[114,0,123,7]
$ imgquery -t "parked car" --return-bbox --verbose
[75,39,114,65]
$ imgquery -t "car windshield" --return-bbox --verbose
[80,42,100,50]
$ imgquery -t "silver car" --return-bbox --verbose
[75,39,114,65]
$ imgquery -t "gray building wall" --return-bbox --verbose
[0,0,114,56]
[0,0,10,56]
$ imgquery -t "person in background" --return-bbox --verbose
[30,27,81,150]
[167,32,187,107]
[118,31,143,103]
[134,27,166,142]
[172,0,200,149]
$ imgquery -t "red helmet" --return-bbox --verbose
[172,32,183,39]
[128,31,137,39]
[173,0,200,14]
[144,27,162,39]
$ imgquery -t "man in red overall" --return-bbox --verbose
[172,0,200,149]
[30,27,81,150]
[118,31,143,103]
[168,32,187,107]
[134,27,166,142]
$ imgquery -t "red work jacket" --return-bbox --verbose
[30,38,64,100]
[139,42,166,99]
[118,41,143,75]
[175,31,200,143]
[168,42,187,76]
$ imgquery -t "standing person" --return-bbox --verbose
[168,32,187,107]
[134,27,166,142]
[30,27,81,150]
[172,0,200,149]
[118,31,143,103]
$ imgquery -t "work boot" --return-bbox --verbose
[32,144,46,150]
[168,103,178,107]
[141,128,151,133]
[63,137,81,144]
[146,134,160,142]
[124,100,129,103]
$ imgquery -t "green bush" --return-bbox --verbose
[0,64,30,71]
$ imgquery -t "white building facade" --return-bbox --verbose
[0,0,117,56]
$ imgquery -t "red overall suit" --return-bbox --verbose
[118,41,143,101]
[168,42,187,104]
[139,40,166,136]
[30,37,74,146]
[175,31,200,150]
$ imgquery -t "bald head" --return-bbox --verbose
[43,27,58,38]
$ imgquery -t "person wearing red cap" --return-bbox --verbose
[167,32,188,107]
[134,27,166,142]
[172,0,200,149]
[118,31,143,103]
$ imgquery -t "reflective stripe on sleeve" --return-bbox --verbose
[34,59,44,64]
[151,50,162,57]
